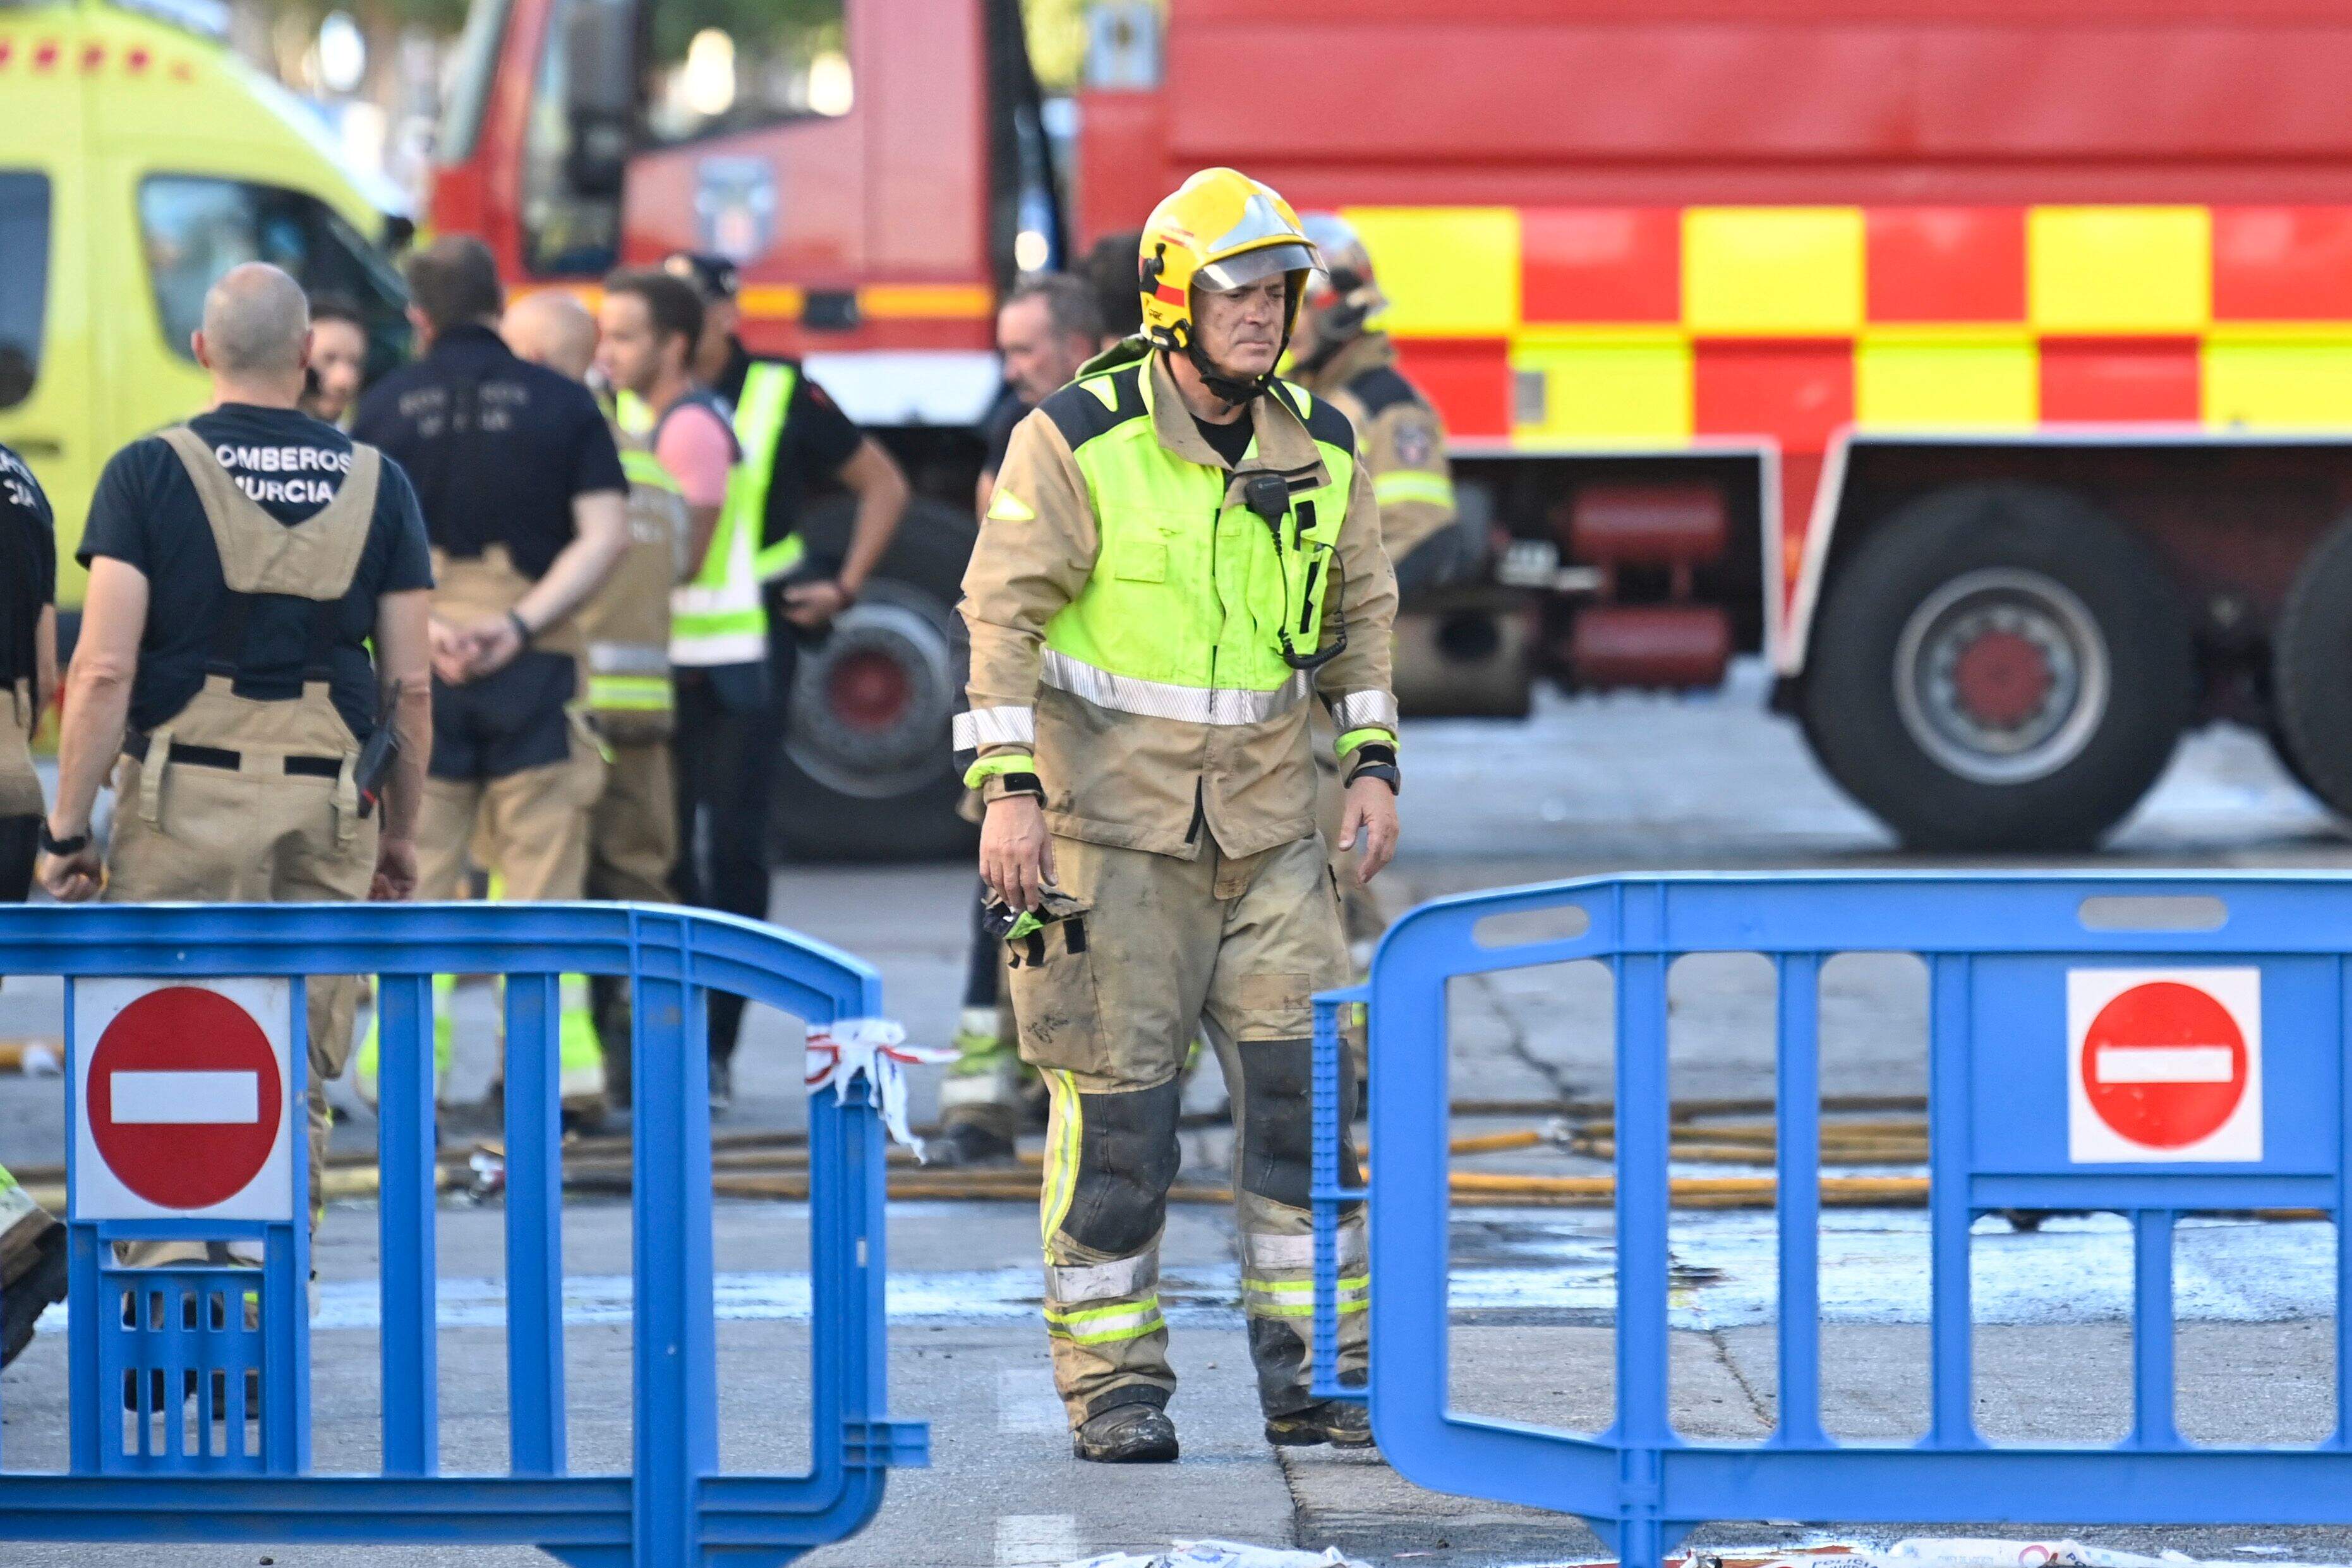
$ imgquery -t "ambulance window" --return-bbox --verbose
[139,178,409,369]
[0,172,48,409]
[644,0,851,146]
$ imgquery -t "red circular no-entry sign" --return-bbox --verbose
[87,986,284,1209]
[2079,980,2248,1150]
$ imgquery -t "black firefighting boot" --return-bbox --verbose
[1264,1399,1373,1449]
[1073,1402,1179,1463]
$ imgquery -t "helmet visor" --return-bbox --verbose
[1195,242,1318,294]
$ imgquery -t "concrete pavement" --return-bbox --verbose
[2,687,2349,1564]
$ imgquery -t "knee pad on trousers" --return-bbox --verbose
[1237,1037,1361,1212]
[1059,1077,1182,1257]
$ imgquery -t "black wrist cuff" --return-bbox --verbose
[38,822,88,857]
[992,772,1044,800]
[507,609,533,646]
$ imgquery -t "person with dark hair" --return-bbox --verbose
[1084,229,1147,346]
[303,294,370,426]
[598,265,768,1110]
[936,270,1112,1167]
[0,440,66,1360]
[350,236,630,1121]
[656,251,908,1107]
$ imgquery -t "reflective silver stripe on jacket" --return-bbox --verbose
[1325,689,1399,732]
[1040,649,1308,727]
[588,643,672,677]
[953,705,1037,751]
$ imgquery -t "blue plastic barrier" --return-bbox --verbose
[1311,873,2352,1566]
[0,901,925,1565]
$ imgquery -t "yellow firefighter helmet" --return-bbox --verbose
[1136,168,1321,358]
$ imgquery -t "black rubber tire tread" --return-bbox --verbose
[2273,510,2352,821]
[1800,482,2193,852]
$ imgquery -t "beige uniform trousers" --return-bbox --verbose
[108,742,377,1250]
[584,738,676,1092]
[416,735,602,905]
[1008,829,1368,1426]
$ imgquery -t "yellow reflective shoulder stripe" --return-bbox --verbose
[1373,470,1455,509]
[621,447,680,493]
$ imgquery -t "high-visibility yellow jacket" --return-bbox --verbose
[959,344,1400,859]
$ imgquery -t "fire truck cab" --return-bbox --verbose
[432,0,1061,857]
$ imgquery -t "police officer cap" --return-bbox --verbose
[662,252,739,303]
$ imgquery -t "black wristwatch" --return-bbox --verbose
[1345,743,1401,796]
[507,609,534,647]
[37,821,88,857]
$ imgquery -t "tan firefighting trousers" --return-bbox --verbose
[584,737,676,1098]
[1006,830,1368,1428]
[108,428,384,1261]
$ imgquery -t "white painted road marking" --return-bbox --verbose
[109,1070,259,1123]
[995,1513,1081,1567]
[2095,1044,2235,1083]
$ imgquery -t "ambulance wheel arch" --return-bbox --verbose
[1799,481,2196,851]
[770,492,980,862]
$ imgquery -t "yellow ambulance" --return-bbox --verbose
[0,0,411,600]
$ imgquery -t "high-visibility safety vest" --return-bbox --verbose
[732,360,808,586]
[630,380,761,669]
[1040,362,1354,720]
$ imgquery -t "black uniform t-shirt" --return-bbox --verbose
[0,443,54,691]
[352,322,625,577]
[1193,410,1255,469]
[78,405,434,741]
[713,341,863,554]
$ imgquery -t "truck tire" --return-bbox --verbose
[2272,512,2352,821]
[771,496,981,862]
[1800,483,2193,851]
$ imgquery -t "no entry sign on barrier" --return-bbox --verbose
[70,977,294,1220]
[2068,967,2262,1162]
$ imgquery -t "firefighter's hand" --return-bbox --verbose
[371,835,419,902]
[1338,776,1399,887]
[464,615,526,678]
[980,795,1056,913]
[428,618,478,685]
[36,833,102,903]
[781,578,853,629]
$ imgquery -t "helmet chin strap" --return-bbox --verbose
[1182,328,1287,413]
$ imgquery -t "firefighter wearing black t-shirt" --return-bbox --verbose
[0,442,55,903]
[353,238,630,1118]
[0,440,64,1363]
[40,263,437,1257]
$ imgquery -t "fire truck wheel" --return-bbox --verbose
[1800,483,2193,851]
[2272,512,2352,823]
[771,496,982,862]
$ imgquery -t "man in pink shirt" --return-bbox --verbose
[596,270,776,1109]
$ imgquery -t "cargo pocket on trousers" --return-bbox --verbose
[1233,971,1315,1042]
[1006,914,1106,1072]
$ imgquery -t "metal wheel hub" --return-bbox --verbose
[785,585,958,799]
[1891,567,2111,785]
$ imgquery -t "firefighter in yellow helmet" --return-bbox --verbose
[959,168,1398,1463]
[1291,212,1475,953]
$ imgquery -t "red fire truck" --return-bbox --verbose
[438,0,2352,852]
